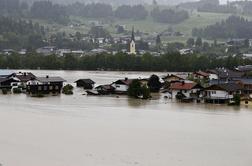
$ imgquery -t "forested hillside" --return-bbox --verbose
[192,16,252,39]
[0,17,47,49]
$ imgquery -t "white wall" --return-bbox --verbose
[111,83,128,92]
[171,89,201,99]
[205,90,233,99]
[171,90,192,99]
[209,74,218,80]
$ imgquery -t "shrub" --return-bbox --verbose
[62,84,74,95]
[128,80,150,99]
[233,94,241,106]
[148,74,162,92]
[2,88,8,95]
[13,88,22,94]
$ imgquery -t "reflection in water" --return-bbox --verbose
[127,97,149,108]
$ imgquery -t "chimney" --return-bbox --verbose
[46,75,49,78]
[125,77,128,81]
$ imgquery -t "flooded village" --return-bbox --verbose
[1,66,252,106]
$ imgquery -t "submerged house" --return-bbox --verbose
[75,79,95,89]
[169,82,203,99]
[193,71,210,80]
[8,72,36,84]
[204,83,242,104]
[0,77,20,89]
[233,78,252,95]
[26,76,65,95]
[95,84,115,95]
[111,78,133,94]
[210,68,244,81]
[162,74,184,83]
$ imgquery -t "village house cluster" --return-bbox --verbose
[0,71,66,96]
[1,65,252,106]
[163,66,252,105]
[70,65,252,106]
[0,25,161,57]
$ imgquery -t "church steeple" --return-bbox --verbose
[129,26,136,55]
[131,26,135,42]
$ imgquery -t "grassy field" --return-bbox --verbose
[31,11,235,43]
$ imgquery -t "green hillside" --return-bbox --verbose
[32,11,232,43]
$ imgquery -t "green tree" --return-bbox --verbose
[187,38,195,47]
[195,37,203,47]
[148,75,162,92]
[128,80,150,99]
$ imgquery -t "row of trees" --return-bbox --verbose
[1,0,190,24]
[114,5,148,20]
[30,1,69,24]
[151,7,189,24]
[39,2,149,22]
[197,4,237,14]
[0,52,250,72]
[0,0,28,16]
[31,1,189,23]
[192,16,252,39]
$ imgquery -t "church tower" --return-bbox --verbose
[129,27,136,55]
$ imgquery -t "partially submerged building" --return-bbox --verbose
[26,76,65,95]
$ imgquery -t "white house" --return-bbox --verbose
[56,49,71,56]
[169,82,202,99]
[111,78,133,94]
[204,83,242,103]
[179,48,193,55]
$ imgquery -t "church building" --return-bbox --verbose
[129,27,136,55]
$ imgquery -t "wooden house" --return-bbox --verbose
[26,76,65,95]
[0,78,20,89]
[193,71,210,80]
[233,78,252,95]
[75,79,95,89]
[8,72,36,87]
[162,74,184,83]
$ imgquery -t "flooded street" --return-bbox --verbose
[0,70,252,166]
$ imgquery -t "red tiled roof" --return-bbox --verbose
[170,82,198,90]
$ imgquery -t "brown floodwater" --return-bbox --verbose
[0,70,251,166]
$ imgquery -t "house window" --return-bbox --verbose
[55,86,59,90]
[184,90,187,93]
[116,85,120,88]
[38,86,42,91]
[49,86,53,90]
[44,86,47,90]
